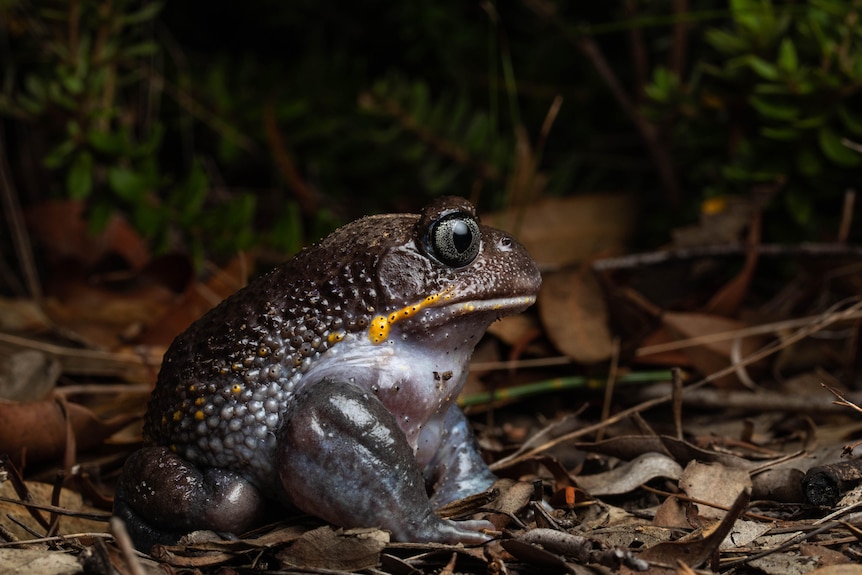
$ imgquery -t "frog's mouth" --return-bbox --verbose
[368,290,537,344]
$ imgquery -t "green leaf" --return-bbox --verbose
[67,151,93,200]
[107,167,148,201]
[838,105,862,135]
[61,72,84,95]
[176,162,209,222]
[793,115,827,130]
[132,202,163,237]
[87,130,124,155]
[119,2,163,26]
[705,28,748,55]
[122,41,160,58]
[746,56,780,80]
[731,0,770,33]
[748,95,799,120]
[777,38,797,72]
[785,186,813,226]
[795,146,822,176]
[818,126,862,167]
[267,202,304,254]
[411,81,430,122]
[24,75,47,101]
[645,67,677,103]
[43,140,76,168]
[760,126,799,141]
[87,201,114,234]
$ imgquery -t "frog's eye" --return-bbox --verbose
[427,212,481,268]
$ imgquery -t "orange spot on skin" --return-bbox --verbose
[368,287,454,344]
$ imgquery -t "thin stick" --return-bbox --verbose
[491,299,862,470]
[0,130,41,299]
[672,367,683,440]
[636,307,862,357]
[838,189,856,243]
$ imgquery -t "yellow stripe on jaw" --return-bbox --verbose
[368,287,454,344]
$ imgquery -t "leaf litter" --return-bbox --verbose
[2,197,862,573]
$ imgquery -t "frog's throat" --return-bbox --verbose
[367,287,537,345]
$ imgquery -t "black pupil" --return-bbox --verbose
[451,220,472,253]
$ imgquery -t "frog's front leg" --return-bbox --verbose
[421,403,497,508]
[277,379,491,544]
[114,447,268,552]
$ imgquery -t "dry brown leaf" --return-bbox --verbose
[42,254,193,350]
[801,543,855,567]
[485,314,540,347]
[0,399,137,464]
[138,255,251,347]
[0,298,51,332]
[25,200,150,270]
[639,487,751,568]
[539,266,613,364]
[484,479,534,531]
[807,565,862,575]
[0,480,108,540]
[484,194,635,267]
[661,311,767,388]
[576,452,683,496]
[277,526,389,570]
[0,548,84,575]
[0,350,60,401]
[679,461,752,520]
[652,495,693,529]
[702,213,761,316]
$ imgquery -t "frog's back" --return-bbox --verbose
[144,213,414,480]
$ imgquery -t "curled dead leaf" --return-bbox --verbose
[0,399,137,464]
[539,266,613,364]
[484,194,635,268]
[277,526,389,570]
[576,452,683,496]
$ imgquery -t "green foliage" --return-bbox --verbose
[644,0,862,231]
[0,0,260,261]
[360,75,513,196]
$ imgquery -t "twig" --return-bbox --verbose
[596,337,620,442]
[636,306,862,357]
[0,532,114,548]
[359,91,501,182]
[671,367,683,440]
[0,332,163,377]
[491,299,862,469]
[670,0,689,76]
[0,129,42,299]
[522,0,681,206]
[593,242,862,271]
[263,95,318,216]
[624,0,648,100]
[111,517,146,575]
[838,189,856,243]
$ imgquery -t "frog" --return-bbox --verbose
[113,196,541,552]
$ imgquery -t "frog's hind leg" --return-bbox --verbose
[113,447,267,552]
[277,378,492,544]
[423,403,497,508]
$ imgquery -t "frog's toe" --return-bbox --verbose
[424,518,495,544]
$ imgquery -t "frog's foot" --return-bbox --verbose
[113,447,267,552]
[277,379,492,544]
